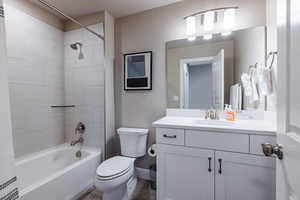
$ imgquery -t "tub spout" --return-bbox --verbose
[70,137,84,146]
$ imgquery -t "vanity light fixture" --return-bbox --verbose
[186,16,196,41]
[203,34,213,40]
[184,6,238,40]
[223,8,236,30]
[188,36,196,41]
[203,11,214,32]
[221,31,232,36]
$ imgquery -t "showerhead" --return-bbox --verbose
[70,42,84,59]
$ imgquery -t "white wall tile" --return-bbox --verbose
[84,24,104,45]
[5,5,105,157]
[64,24,105,151]
[5,5,65,157]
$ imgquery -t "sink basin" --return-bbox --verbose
[193,119,234,126]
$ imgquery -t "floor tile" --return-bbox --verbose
[79,179,156,200]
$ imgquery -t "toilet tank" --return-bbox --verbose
[117,128,149,158]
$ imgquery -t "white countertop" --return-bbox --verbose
[153,116,277,136]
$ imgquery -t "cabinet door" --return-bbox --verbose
[215,151,276,200]
[157,144,214,200]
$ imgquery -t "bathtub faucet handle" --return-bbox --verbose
[71,122,85,146]
[75,122,85,134]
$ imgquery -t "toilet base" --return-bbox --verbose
[102,185,127,200]
[102,176,137,200]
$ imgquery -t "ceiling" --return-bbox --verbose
[33,0,182,18]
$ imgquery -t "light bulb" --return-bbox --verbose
[224,8,236,30]
[203,11,215,32]
[188,36,196,41]
[222,32,232,36]
[186,16,196,40]
[203,34,213,40]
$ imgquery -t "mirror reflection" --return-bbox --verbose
[167,26,266,110]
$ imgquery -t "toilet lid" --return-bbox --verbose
[96,156,134,178]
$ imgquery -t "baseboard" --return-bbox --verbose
[135,167,153,181]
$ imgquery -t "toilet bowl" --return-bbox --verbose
[95,156,136,200]
[95,128,148,200]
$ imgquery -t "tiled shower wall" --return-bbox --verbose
[64,24,105,151]
[5,5,65,157]
[5,4,105,157]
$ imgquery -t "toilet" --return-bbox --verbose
[95,128,149,200]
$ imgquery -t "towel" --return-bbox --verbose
[230,84,242,111]
[241,68,260,104]
[0,177,19,200]
[250,69,259,103]
[257,66,273,96]
[241,73,252,97]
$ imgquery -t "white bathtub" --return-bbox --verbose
[15,144,101,200]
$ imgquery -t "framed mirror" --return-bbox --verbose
[166,26,266,110]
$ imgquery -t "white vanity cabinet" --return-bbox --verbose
[157,144,214,200]
[156,128,276,200]
[215,151,276,200]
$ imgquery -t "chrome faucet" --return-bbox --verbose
[70,137,84,146]
[205,109,219,120]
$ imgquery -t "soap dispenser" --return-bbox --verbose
[224,104,235,121]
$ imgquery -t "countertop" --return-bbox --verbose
[153,116,277,136]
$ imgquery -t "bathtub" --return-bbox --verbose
[15,144,101,200]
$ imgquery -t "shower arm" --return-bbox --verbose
[38,0,104,41]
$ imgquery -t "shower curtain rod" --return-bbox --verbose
[38,0,104,40]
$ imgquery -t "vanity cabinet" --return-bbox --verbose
[157,144,214,200]
[215,151,276,200]
[156,128,276,200]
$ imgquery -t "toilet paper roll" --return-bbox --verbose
[148,144,157,157]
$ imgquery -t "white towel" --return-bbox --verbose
[250,69,259,103]
[237,84,242,110]
[241,73,252,97]
[257,66,273,96]
[230,84,242,111]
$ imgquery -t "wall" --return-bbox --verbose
[167,40,234,108]
[64,11,104,31]
[234,26,266,110]
[266,0,277,111]
[4,0,108,158]
[4,4,65,157]
[0,1,18,197]
[64,10,115,158]
[5,0,64,30]
[115,0,266,169]
[64,24,105,155]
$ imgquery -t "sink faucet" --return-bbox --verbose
[205,109,219,120]
[71,137,84,146]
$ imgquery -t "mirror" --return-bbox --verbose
[166,26,266,110]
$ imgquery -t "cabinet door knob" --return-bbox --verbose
[208,157,212,172]
[218,159,222,174]
[163,134,177,139]
[262,143,284,160]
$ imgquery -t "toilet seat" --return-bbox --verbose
[96,156,135,181]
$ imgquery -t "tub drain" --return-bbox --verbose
[76,150,82,158]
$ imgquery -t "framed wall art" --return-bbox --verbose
[124,51,152,91]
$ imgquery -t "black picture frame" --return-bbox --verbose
[124,51,152,91]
